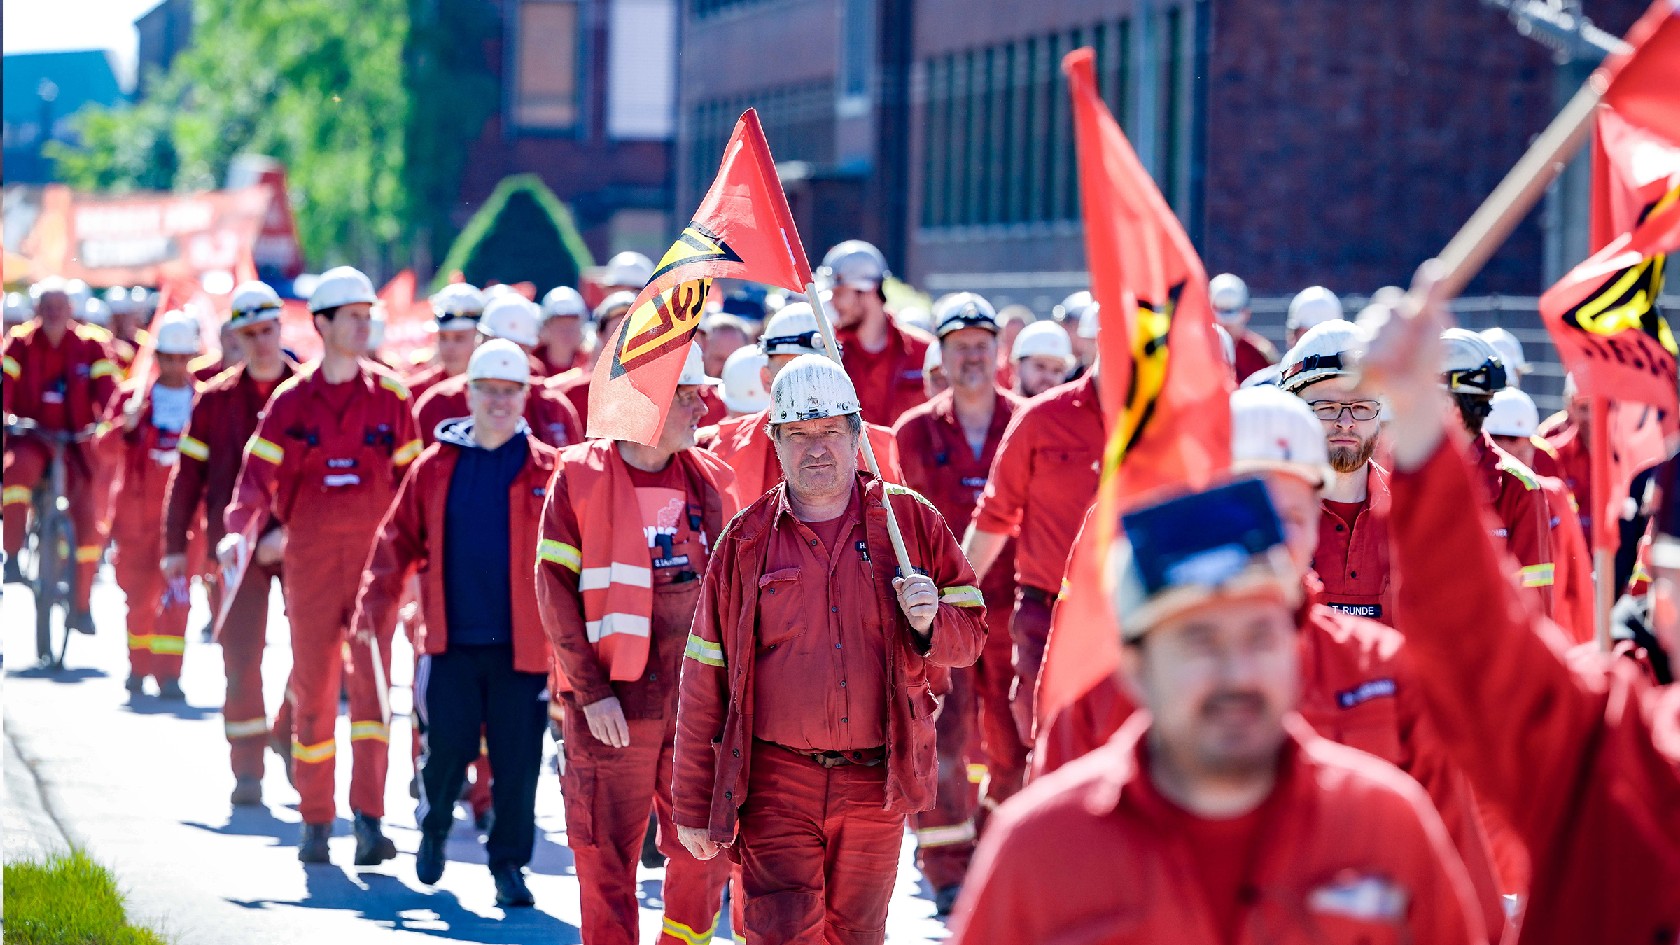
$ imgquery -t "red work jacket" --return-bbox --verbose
[838,317,932,426]
[1232,329,1278,385]
[1312,461,1393,623]
[1543,422,1592,539]
[412,372,581,449]
[702,408,903,508]
[2,320,119,432]
[101,379,198,543]
[672,475,988,842]
[1390,433,1680,945]
[352,426,556,674]
[952,715,1486,945]
[1469,435,1555,615]
[971,374,1104,594]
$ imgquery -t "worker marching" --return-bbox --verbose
[2,235,1675,944]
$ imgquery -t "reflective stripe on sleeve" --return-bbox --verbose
[2,485,30,505]
[537,539,582,573]
[1520,563,1555,588]
[683,633,726,668]
[393,438,423,467]
[939,585,985,607]
[247,436,284,465]
[177,435,209,461]
[2,355,19,379]
[89,359,119,380]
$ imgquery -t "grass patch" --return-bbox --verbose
[4,849,168,944]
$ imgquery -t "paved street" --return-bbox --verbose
[2,567,953,944]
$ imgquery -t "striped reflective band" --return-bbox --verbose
[75,545,102,564]
[379,375,410,399]
[1520,563,1555,588]
[128,633,153,651]
[537,539,582,573]
[350,721,390,743]
[915,821,977,847]
[247,436,284,465]
[884,482,937,511]
[2,355,19,378]
[177,435,209,461]
[580,562,652,591]
[224,718,270,739]
[684,633,726,668]
[2,485,30,505]
[939,585,985,607]
[967,762,988,785]
[149,635,186,655]
[661,916,719,945]
[292,738,336,763]
[393,438,423,466]
[586,613,651,642]
[89,359,119,380]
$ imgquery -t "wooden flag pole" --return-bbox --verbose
[1589,397,1615,652]
[803,282,917,577]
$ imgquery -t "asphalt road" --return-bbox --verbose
[1,565,953,944]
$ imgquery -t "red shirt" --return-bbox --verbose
[972,375,1104,593]
[1232,329,1278,386]
[838,316,931,426]
[627,460,711,586]
[1312,462,1394,624]
[1469,435,1555,615]
[752,485,890,751]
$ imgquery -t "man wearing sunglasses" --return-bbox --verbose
[1279,319,1396,624]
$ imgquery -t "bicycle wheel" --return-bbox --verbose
[35,511,76,669]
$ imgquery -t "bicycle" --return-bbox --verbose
[6,416,98,669]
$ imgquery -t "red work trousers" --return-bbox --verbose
[738,743,905,945]
[221,562,281,780]
[912,667,975,892]
[972,599,1026,822]
[282,528,395,825]
[3,439,100,611]
[1008,589,1055,744]
[561,708,729,945]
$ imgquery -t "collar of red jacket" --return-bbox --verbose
[1082,710,1312,819]
[734,472,888,543]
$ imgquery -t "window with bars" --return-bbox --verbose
[684,80,837,208]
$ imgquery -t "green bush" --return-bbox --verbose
[3,850,168,945]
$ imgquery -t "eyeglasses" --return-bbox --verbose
[1307,400,1381,422]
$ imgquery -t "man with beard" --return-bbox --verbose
[1279,320,1394,624]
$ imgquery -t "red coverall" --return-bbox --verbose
[970,374,1104,740]
[673,476,987,945]
[892,387,1026,888]
[3,320,120,611]
[224,363,421,826]
[1390,434,1680,944]
[412,372,581,449]
[535,440,736,945]
[1542,422,1592,539]
[1312,461,1394,623]
[165,360,297,780]
[1469,436,1555,616]
[103,380,200,681]
[1231,328,1278,385]
[837,317,931,426]
[950,716,1486,945]
[702,408,903,508]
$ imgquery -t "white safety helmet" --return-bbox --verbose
[1012,320,1075,367]
[760,302,826,357]
[540,285,587,321]
[1214,324,1237,368]
[308,266,377,314]
[770,354,861,425]
[678,341,720,387]
[64,278,93,310]
[820,239,889,289]
[1209,273,1250,315]
[1229,386,1333,490]
[429,283,485,331]
[923,340,943,372]
[479,295,541,348]
[79,297,112,327]
[1278,319,1368,394]
[229,280,284,328]
[129,286,157,315]
[4,291,32,323]
[29,276,69,304]
[1053,290,1095,325]
[1440,327,1507,394]
[154,309,203,356]
[102,286,136,316]
[1485,387,1540,438]
[1077,300,1101,340]
[718,345,771,414]
[602,250,655,289]
[1479,327,1530,381]
[467,338,531,385]
[932,292,999,337]
[1286,286,1343,332]
[593,290,639,325]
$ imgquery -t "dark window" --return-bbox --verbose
[513,0,581,131]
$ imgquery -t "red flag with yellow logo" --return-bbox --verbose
[587,109,814,443]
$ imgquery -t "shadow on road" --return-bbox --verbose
[123,694,221,721]
[182,809,344,848]
[7,664,109,684]
[228,869,583,943]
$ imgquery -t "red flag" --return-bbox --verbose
[587,109,814,443]
[1590,110,1680,251]
[1599,1,1680,149]
[1034,49,1234,732]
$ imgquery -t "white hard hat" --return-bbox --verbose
[1053,290,1095,325]
[1279,319,1368,394]
[103,286,136,316]
[603,250,654,289]
[1440,327,1506,394]
[129,286,157,315]
[1230,386,1333,489]
[923,341,943,372]
[1209,273,1250,314]
[1012,320,1075,367]
[760,302,826,357]
[897,305,934,337]
[820,239,889,288]
[1479,327,1531,378]
[467,338,532,384]
[770,354,861,424]
[594,290,639,324]
[29,277,68,303]
[678,341,719,386]
[79,297,112,326]
[932,292,999,337]
[718,345,771,414]
[64,279,93,310]
[229,280,284,328]
[308,266,377,313]
[1485,387,1540,438]
[4,291,32,322]
[479,295,541,348]
[154,309,203,356]
[541,285,587,321]
[1240,364,1283,389]
[1286,286,1343,331]
[1077,301,1101,340]
[1214,324,1236,367]
[429,283,485,330]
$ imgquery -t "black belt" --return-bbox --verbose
[1018,585,1056,605]
[764,741,888,768]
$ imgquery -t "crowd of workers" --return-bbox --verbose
[1,238,1675,944]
